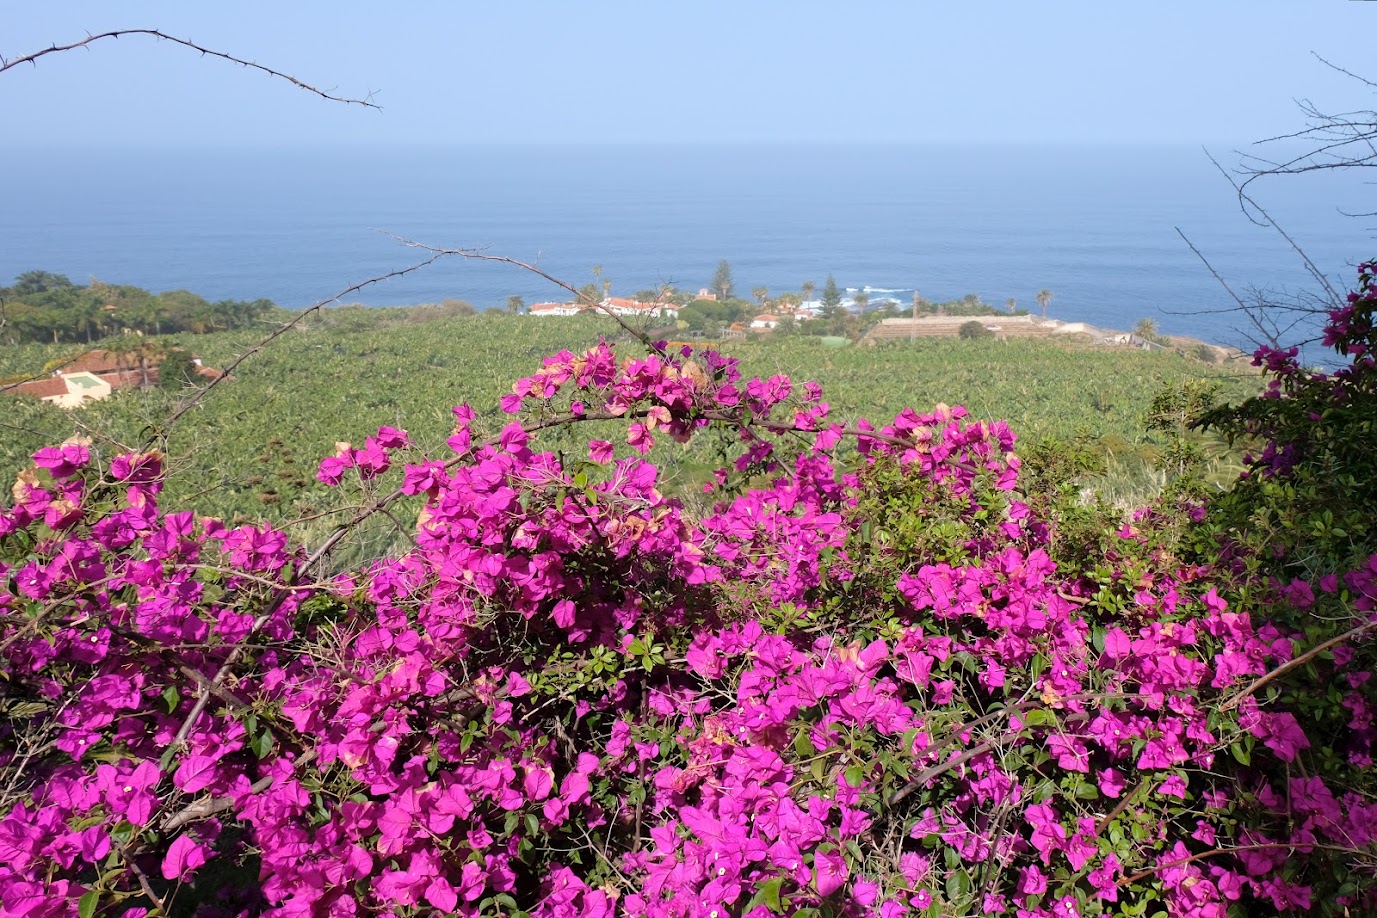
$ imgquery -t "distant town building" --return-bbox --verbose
[528,299,679,320]
[528,302,586,317]
[1,348,221,408]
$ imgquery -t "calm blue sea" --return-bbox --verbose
[1,144,1370,352]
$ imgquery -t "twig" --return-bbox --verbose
[162,750,317,831]
[0,29,380,109]
[1094,779,1146,836]
[115,839,168,912]
[1220,618,1377,712]
[177,665,251,712]
[1240,54,1377,188]
[160,252,448,431]
[384,236,663,353]
[1203,149,1341,308]
[1174,226,1284,351]
[888,741,995,806]
[1116,840,1360,888]
[1175,228,1251,317]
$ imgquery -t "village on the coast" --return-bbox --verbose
[524,286,1239,359]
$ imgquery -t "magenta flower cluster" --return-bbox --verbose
[5,289,1377,917]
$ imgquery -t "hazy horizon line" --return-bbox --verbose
[3,138,1269,154]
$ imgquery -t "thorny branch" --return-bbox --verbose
[159,252,449,432]
[385,236,663,353]
[0,29,380,109]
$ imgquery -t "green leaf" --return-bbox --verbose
[161,686,181,714]
[427,742,440,775]
[79,890,99,918]
[946,869,970,902]
[745,877,786,914]
[250,729,273,759]
[843,764,865,787]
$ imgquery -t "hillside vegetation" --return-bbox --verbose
[0,308,1257,527]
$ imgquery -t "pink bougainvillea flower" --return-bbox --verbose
[162,834,210,881]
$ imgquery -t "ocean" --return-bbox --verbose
[1,143,1369,353]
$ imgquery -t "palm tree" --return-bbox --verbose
[751,286,768,307]
[1005,297,1017,315]
[853,290,870,318]
[1036,289,1053,320]
[1133,317,1159,341]
[801,280,816,305]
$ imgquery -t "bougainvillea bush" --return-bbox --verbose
[4,267,1377,918]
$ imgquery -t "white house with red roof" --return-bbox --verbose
[528,302,586,317]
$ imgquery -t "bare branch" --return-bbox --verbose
[1171,228,1287,351]
[383,235,664,353]
[159,253,448,431]
[162,751,316,832]
[1203,149,1343,307]
[1175,228,1251,315]
[1239,54,1377,190]
[1220,617,1377,713]
[0,29,380,109]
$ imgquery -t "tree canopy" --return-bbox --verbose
[0,272,279,344]
[711,259,735,301]
[820,273,843,313]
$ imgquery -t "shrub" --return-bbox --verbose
[3,272,1377,916]
[958,320,993,340]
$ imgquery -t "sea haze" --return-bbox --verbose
[1,143,1368,350]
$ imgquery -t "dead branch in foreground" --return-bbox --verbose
[0,28,380,109]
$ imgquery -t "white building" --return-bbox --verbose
[528,302,586,317]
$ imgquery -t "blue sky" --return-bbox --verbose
[3,1,1376,147]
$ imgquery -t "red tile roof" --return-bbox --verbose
[8,377,70,399]
[63,349,139,375]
